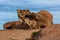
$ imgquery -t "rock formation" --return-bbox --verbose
[3,9,53,30]
[17,10,53,29]
[3,21,21,30]
[38,10,53,27]
[17,10,30,23]
[33,10,53,27]
[34,24,60,40]
[3,21,30,30]
[2,9,60,40]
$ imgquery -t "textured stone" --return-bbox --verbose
[17,10,53,29]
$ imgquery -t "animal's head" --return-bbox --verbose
[17,10,30,18]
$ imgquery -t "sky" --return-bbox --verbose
[0,0,60,30]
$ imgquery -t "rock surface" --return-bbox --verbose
[1,24,60,40]
[0,29,39,40]
[35,24,60,40]
[2,10,59,40]
[3,21,21,30]
[3,21,30,30]
[39,10,53,26]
